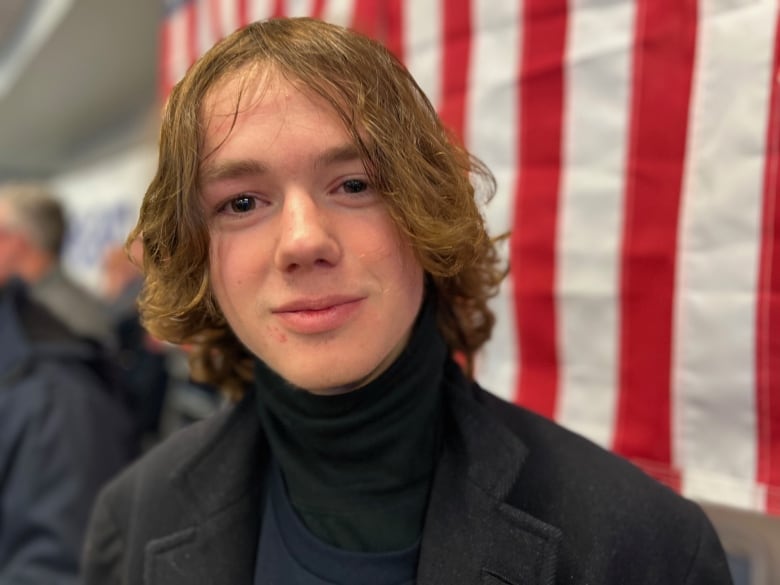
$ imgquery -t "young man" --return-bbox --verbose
[82,18,733,584]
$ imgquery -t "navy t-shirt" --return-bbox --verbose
[254,464,419,585]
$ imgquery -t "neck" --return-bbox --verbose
[254,299,447,551]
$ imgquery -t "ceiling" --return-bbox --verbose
[0,0,161,179]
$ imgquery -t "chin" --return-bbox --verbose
[281,363,377,396]
[289,375,366,396]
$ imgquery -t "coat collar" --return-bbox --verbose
[417,361,562,585]
[0,278,99,384]
[145,363,562,585]
[144,390,267,584]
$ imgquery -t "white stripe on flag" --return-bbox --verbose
[286,0,315,18]
[469,0,522,402]
[196,0,217,54]
[555,0,635,448]
[321,0,355,27]
[219,0,239,34]
[246,0,276,22]
[674,0,777,508]
[401,0,443,112]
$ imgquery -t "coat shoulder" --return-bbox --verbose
[82,400,244,580]
[477,387,678,504]
[94,399,237,513]
[473,387,732,584]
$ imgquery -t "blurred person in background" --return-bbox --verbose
[101,239,170,445]
[101,238,221,447]
[0,277,137,583]
[0,182,116,349]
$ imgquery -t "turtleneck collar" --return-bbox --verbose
[254,297,447,552]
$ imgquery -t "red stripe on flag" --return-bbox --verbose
[186,1,199,65]
[384,0,403,61]
[208,0,223,40]
[511,1,568,417]
[351,0,381,39]
[159,12,175,98]
[237,0,249,27]
[612,0,697,488]
[311,0,326,20]
[273,0,285,18]
[160,1,196,100]
[438,0,471,142]
[757,11,780,515]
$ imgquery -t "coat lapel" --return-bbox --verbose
[418,363,562,585]
[141,367,562,585]
[144,391,268,585]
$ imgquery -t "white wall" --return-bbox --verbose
[51,141,157,293]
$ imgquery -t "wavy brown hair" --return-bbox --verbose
[131,17,507,400]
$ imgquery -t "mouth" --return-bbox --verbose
[274,296,363,314]
[272,296,364,334]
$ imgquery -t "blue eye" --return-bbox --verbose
[343,179,367,193]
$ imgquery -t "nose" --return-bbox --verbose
[274,190,341,273]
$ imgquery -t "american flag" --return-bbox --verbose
[160,0,780,517]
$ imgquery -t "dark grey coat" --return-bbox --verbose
[82,360,733,584]
[0,279,136,584]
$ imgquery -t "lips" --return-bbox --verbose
[272,296,364,334]
[274,295,362,313]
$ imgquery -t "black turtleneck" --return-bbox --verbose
[254,299,447,553]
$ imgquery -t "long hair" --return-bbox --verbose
[131,17,506,400]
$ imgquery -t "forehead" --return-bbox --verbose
[201,66,330,154]
[202,64,275,118]
[199,65,362,168]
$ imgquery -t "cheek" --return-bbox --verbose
[380,235,423,290]
[209,237,256,288]
[266,324,288,344]
[207,241,227,296]
[208,238,247,313]
[358,218,414,265]
[397,241,425,305]
[380,234,422,294]
[1,238,20,257]
[378,249,425,318]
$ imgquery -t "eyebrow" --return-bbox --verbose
[312,143,362,170]
[200,158,267,184]
[199,143,363,184]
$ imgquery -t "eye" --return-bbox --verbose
[226,195,256,213]
[342,179,368,194]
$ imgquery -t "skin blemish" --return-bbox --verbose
[268,324,288,343]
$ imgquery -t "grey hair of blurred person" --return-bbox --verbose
[0,183,67,258]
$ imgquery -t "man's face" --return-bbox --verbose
[199,72,425,395]
[0,200,24,284]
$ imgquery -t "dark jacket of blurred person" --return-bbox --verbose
[101,242,169,442]
[0,278,137,584]
[0,183,116,349]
